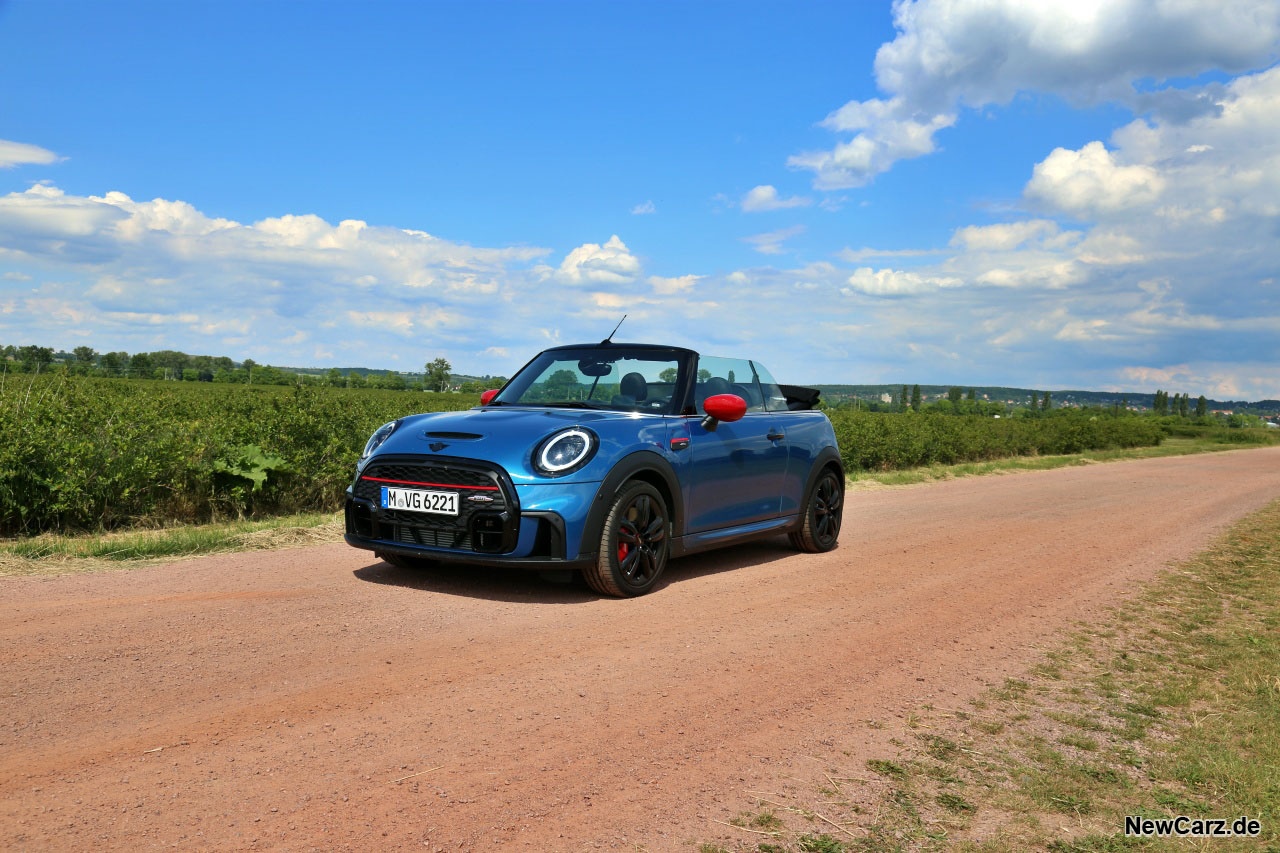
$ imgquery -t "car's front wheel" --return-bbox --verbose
[583,481,670,597]
[789,468,843,553]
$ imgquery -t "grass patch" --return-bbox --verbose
[0,511,341,576]
[847,436,1273,488]
[866,758,909,781]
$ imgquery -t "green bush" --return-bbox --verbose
[0,374,478,534]
[0,375,1171,535]
[829,410,1163,472]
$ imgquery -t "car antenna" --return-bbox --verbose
[600,314,627,345]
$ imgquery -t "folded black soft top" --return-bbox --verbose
[778,384,821,411]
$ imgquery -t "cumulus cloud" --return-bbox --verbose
[741,185,812,212]
[648,274,703,295]
[0,139,59,169]
[1025,141,1165,216]
[950,219,1072,251]
[789,0,1280,187]
[556,235,641,285]
[742,224,805,255]
[630,200,656,215]
[0,184,552,369]
[842,266,962,297]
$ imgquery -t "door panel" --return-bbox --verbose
[686,413,787,532]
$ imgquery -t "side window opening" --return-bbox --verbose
[694,356,766,413]
[751,361,790,412]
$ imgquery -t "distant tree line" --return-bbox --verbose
[0,344,505,393]
[824,382,1267,428]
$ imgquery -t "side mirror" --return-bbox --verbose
[480,389,499,405]
[701,393,747,432]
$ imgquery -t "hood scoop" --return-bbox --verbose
[425,431,484,441]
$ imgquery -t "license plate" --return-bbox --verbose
[380,486,459,516]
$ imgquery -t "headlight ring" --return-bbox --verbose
[534,427,597,476]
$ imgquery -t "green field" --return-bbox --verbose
[0,374,478,535]
[0,374,1256,536]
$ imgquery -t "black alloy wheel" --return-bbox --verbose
[584,481,670,597]
[789,468,843,553]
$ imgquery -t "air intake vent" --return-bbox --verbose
[425,431,484,440]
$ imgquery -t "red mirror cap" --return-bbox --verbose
[703,393,747,423]
[480,389,499,405]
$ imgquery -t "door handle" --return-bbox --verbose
[767,431,785,441]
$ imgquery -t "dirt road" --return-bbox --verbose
[4,448,1279,851]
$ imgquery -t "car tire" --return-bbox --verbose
[789,468,843,553]
[375,551,436,570]
[583,481,670,597]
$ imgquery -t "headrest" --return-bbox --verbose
[703,376,731,397]
[620,372,647,401]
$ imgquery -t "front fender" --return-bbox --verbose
[575,450,684,559]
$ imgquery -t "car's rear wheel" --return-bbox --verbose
[375,551,436,570]
[583,481,669,597]
[789,468,843,553]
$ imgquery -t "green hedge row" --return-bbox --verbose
[0,375,476,535]
[828,409,1164,471]
[1,375,1166,535]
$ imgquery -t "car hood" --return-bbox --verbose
[369,405,664,472]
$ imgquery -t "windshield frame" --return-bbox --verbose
[491,345,696,415]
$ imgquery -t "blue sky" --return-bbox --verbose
[2,0,1279,397]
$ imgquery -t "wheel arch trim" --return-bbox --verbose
[577,450,684,557]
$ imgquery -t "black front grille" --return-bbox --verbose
[350,456,517,554]
[392,522,474,551]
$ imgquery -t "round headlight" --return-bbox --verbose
[361,420,399,459]
[535,427,597,475]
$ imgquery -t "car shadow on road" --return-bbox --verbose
[351,537,801,603]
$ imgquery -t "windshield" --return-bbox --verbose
[494,347,690,413]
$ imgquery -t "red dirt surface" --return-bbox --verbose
[3,448,1279,851]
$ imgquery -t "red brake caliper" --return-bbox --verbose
[617,543,629,563]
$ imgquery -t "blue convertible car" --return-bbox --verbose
[345,342,843,596]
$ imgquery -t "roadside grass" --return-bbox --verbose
[848,436,1275,488]
[0,511,341,576]
[700,499,1280,851]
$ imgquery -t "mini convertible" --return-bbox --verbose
[345,342,844,596]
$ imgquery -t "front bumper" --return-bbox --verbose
[344,454,602,569]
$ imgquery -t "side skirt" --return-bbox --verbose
[669,515,800,559]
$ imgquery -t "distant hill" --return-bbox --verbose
[282,366,498,384]
[808,384,1280,414]
[22,346,1277,412]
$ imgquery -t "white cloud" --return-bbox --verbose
[648,274,702,295]
[950,219,1066,251]
[742,224,805,255]
[1025,141,1165,216]
[1117,363,1280,400]
[835,246,947,262]
[0,184,553,366]
[0,139,59,169]
[741,185,812,212]
[789,106,955,189]
[557,235,641,285]
[842,266,962,297]
[630,200,656,215]
[790,0,1280,187]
